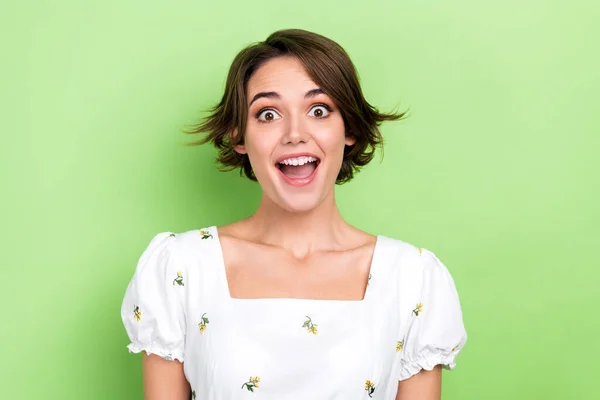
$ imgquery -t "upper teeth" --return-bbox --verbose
[279,156,318,166]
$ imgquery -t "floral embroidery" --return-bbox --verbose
[367,273,372,286]
[396,339,404,352]
[302,316,318,335]
[412,302,424,316]
[133,305,142,322]
[200,229,213,240]
[452,344,460,352]
[365,380,375,397]
[191,390,196,399]
[162,353,172,361]
[173,271,184,286]
[241,376,260,391]
[418,247,423,255]
[198,313,209,334]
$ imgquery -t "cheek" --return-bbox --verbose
[318,126,348,156]
[244,134,274,172]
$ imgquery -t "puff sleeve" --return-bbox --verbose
[120,232,187,362]
[397,247,467,381]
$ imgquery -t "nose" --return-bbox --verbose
[281,111,309,145]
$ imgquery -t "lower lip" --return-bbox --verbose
[277,162,320,187]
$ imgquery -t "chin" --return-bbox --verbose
[275,193,328,214]
[259,177,334,214]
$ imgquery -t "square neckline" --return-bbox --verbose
[205,225,382,304]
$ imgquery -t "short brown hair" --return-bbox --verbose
[184,28,407,184]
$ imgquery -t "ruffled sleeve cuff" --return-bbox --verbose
[127,340,185,363]
[398,349,461,381]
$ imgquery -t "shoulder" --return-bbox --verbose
[376,235,460,300]
[378,235,453,272]
[152,226,216,249]
[136,227,217,267]
[376,234,428,270]
[383,235,464,314]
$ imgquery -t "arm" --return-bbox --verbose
[142,353,190,400]
[121,232,190,399]
[394,247,467,399]
[396,366,442,400]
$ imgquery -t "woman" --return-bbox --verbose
[121,29,467,399]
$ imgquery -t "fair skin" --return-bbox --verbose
[142,56,443,399]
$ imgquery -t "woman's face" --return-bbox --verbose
[234,56,355,213]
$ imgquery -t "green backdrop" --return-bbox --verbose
[1,1,598,399]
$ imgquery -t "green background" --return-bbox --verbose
[1,1,598,399]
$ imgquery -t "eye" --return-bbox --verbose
[256,109,281,123]
[308,104,331,119]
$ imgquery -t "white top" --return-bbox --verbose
[121,226,467,399]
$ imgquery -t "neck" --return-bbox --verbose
[244,191,354,256]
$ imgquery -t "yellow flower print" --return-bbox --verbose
[365,380,376,397]
[173,271,184,286]
[198,313,209,334]
[241,376,261,391]
[396,339,404,352]
[133,305,142,322]
[302,316,318,335]
[199,229,213,240]
[412,302,424,316]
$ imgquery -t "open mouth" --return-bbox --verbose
[275,156,321,180]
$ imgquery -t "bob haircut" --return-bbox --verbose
[185,28,407,184]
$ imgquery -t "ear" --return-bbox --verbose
[230,128,247,154]
[344,134,357,147]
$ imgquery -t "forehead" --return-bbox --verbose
[247,56,318,97]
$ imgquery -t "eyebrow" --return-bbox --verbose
[248,88,325,107]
